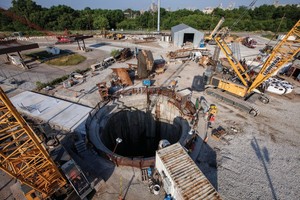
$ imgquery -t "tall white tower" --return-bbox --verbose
[157,0,160,33]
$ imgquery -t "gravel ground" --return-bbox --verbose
[200,84,300,200]
[170,58,300,200]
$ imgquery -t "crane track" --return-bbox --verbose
[205,87,260,117]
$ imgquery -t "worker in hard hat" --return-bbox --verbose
[208,104,217,119]
[203,104,218,143]
[204,104,217,122]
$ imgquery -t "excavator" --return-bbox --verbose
[205,19,300,116]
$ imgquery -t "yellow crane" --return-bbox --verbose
[0,87,67,199]
[206,20,300,116]
[204,17,225,43]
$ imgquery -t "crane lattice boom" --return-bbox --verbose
[0,87,66,197]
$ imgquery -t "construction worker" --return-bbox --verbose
[207,104,217,126]
[203,104,218,143]
[195,97,200,110]
[204,104,217,122]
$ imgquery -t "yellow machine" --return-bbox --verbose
[106,32,124,40]
[206,20,300,116]
[115,33,124,40]
[204,17,225,43]
[106,32,115,39]
[0,87,67,199]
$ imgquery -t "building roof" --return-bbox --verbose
[156,143,222,200]
[171,24,191,33]
[171,23,202,34]
[10,91,92,134]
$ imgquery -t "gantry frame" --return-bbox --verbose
[0,87,66,197]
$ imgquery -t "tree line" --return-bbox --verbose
[0,0,299,35]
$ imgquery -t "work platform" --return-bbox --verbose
[10,91,92,134]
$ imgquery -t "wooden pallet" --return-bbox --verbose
[211,128,226,141]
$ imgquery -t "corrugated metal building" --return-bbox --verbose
[171,24,204,48]
[156,143,221,200]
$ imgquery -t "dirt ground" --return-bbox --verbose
[0,35,299,200]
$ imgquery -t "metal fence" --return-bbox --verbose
[84,87,196,168]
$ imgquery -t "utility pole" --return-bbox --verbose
[157,0,160,33]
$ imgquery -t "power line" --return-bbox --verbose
[230,0,258,30]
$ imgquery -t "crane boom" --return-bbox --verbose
[0,7,54,36]
[213,20,299,96]
[205,17,225,42]
[206,20,300,116]
[0,87,66,197]
[215,35,251,87]
[0,7,73,44]
[247,20,300,93]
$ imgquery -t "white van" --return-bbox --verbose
[102,56,116,67]
[90,63,102,71]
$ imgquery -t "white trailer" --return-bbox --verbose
[155,143,221,200]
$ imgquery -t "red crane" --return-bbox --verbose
[0,7,75,44]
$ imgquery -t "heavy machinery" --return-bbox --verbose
[241,37,257,48]
[115,33,125,40]
[0,87,67,199]
[204,17,225,44]
[205,20,300,116]
[105,32,115,39]
[0,7,76,44]
[56,32,76,44]
[106,32,124,40]
[259,45,273,55]
[0,87,93,199]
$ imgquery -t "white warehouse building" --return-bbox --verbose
[171,24,204,48]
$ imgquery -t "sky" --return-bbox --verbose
[0,0,299,11]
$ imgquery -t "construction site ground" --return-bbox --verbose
[0,35,300,200]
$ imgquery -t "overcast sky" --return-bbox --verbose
[0,0,299,10]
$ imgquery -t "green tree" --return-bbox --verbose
[44,5,77,31]
[105,10,124,29]
[252,5,274,20]
[93,16,109,30]
[11,0,43,19]
[117,19,138,30]
[79,7,94,30]
[1,2,299,33]
[136,11,152,29]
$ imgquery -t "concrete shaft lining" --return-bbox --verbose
[87,91,192,163]
[101,110,183,158]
